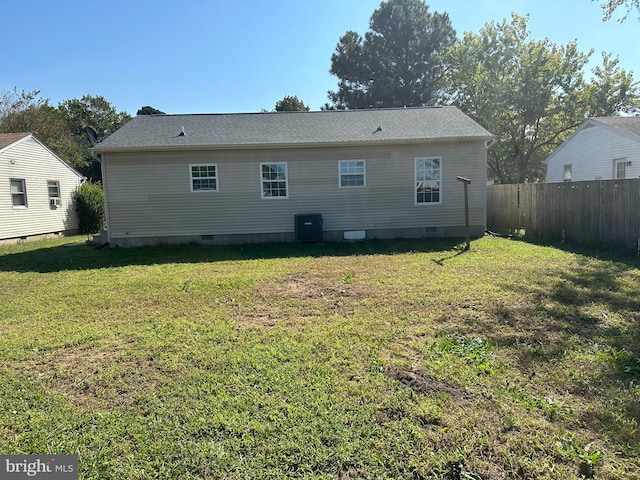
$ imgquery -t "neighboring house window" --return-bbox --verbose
[614,158,627,179]
[339,160,366,187]
[190,164,218,191]
[10,179,27,208]
[563,165,572,182]
[415,157,441,204]
[47,180,61,208]
[261,162,288,198]
[48,180,60,199]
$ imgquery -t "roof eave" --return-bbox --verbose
[0,132,32,155]
[93,135,493,154]
[0,133,85,179]
[590,118,640,143]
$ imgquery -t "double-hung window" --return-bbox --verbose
[339,160,366,187]
[48,180,61,199]
[261,162,288,198]
[614,158,627,179]
[47,180,61,207]
[190,164,218,191]
[10,179,27,208]
[563,165,572,182]
[415,157,441,204]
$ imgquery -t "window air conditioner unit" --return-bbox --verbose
[50,198,62,207]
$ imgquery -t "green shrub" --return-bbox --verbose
[73,182,105,234]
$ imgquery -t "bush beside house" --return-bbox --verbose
[73,182,104,234]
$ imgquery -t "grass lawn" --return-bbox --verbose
[0,235,639,479]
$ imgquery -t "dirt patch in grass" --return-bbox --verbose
[388,369,470,400]
[16,339,166,411]
[236,272,385,326]
[258,272,380,301]
[33,340,126,369]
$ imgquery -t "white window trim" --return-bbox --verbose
[338,160,366,188]
[614,158,627,179]
[563,164,572,182]
[189,163,219,192]
[260,162,289,199]
[10,178,28,209]
[414,157,442,206]
[47,180,61,199]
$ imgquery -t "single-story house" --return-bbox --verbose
[0,133,85,242]
[93,106,493,247]
[545,117,640,182]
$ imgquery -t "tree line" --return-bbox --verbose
[1,0,638,184]
[0,90,139,180]
[327,1,638,183]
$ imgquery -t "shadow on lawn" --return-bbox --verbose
[493,236,640,373]
[486,247,640,449]
[512,233,640,267]
[0,237,467,274]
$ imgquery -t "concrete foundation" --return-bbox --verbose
[107,225,485,248]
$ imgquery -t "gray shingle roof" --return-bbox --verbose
[592,116,640,138]
[93,106,492,152]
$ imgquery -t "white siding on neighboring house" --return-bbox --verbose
[101,141,488,244]
[0,135,84,240]
[545,122,640,182]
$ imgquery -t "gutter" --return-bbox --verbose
[93,135,495,155]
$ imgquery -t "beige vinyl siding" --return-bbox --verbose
[546,124,640,182]
[102,140,487,240]
[0,136,83,240]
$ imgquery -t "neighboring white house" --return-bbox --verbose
[93,107,493,247]
[0,133,85,242]
[545,117,640,182]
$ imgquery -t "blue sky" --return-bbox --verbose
[1,0,637,115]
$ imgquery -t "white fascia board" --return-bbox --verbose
[3,133,85,180]
[29,134,86,180]
[0,133,31,155]
[543,120,592,165]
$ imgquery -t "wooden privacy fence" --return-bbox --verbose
[487,179,640,252]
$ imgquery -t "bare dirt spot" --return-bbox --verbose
[17,339,166,411]
[388,369,470,400]
[257,272,374,301]
[235,272,384,326]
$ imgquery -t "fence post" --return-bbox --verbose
[457,176,471,250]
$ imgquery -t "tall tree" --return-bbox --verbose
[598,0,640,21]
[0,92,85,169]
[0,88,42,122]
[137,105,165,115]
[59,95,132,145]
[274,95,310,111]
[328,0,455,109]
[1,91,132,178]
[449,14,639,183]
[58,95,132,179]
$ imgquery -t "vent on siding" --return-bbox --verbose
[295,214,323,243]
[344,230,366,241]
[201,235,214,241]
[425,226,438,234]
